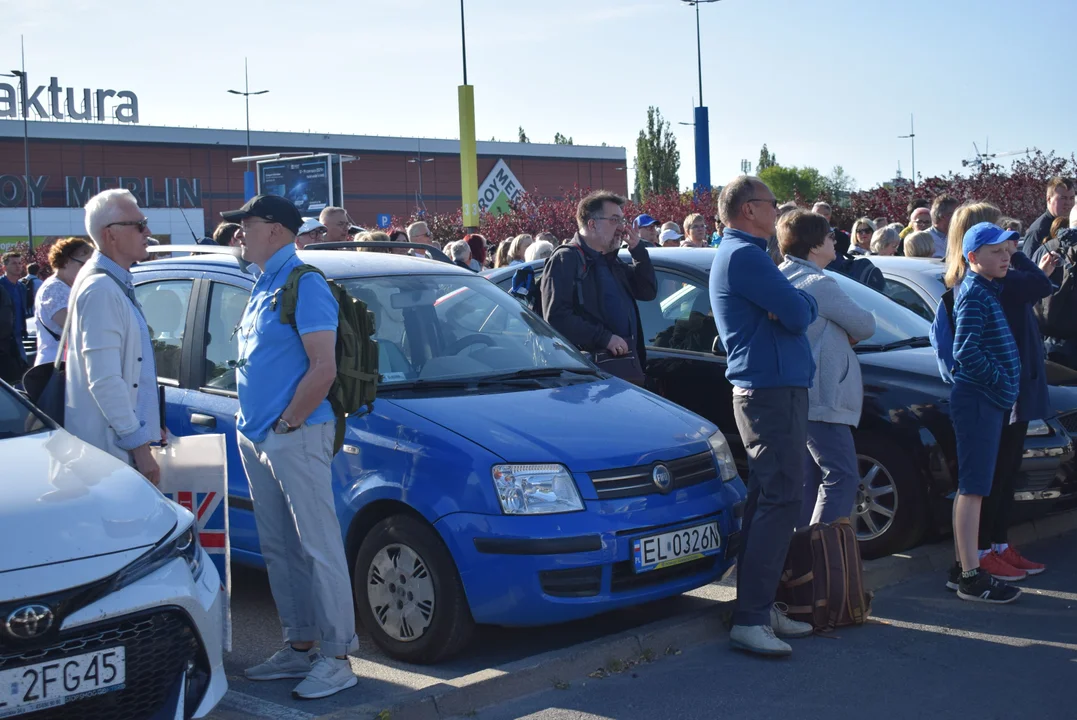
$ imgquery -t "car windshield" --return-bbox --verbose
[335,274,594,387]
[0,384,50,439]
[826,271,932,349]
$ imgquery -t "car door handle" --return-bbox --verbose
[190,413,217,428]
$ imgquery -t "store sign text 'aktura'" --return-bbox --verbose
[0,77,139,123]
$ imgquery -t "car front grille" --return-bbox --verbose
[610,556,718,593]
[0,609,202,720]
[589,451,716,500]
[1058,412,1077,435]
[539,567,603,598]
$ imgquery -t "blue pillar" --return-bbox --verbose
[693,105,711,196]
[243,170,256,201]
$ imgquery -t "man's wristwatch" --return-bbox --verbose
[273,416,298,435]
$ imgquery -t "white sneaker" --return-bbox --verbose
[292,654,358,700]
[245,646,312,681]
[771,603,814,639]
[730,624,792,657]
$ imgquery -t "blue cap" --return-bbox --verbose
[962,222,1019,257]
[634,214,657,228]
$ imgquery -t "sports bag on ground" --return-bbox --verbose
[775,518,872,632]
[278,264,378,455]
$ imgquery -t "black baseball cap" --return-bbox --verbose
[220,195,303,235]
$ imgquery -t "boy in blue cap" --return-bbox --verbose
[950,222,1022,603]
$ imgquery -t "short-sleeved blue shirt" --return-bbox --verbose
[236,244,338,442]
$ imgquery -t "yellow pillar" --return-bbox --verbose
[458,84,479,229]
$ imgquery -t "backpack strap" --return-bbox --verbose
[941,287,955,326]
[278,264,325,329]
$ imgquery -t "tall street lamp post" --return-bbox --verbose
[2,68,32,249]
[681,0,720,195]
[898,114,916,188]
[228,58,269,201]
[408,154,434,215]
[458,0,480,230]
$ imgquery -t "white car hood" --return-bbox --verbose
[0,430,176,573]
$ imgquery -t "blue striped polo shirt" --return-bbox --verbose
[952,271,1020,410]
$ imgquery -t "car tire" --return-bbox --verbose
[353,515,474,664]
[852,434,929,559]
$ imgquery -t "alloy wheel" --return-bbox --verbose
[853,455,898,542]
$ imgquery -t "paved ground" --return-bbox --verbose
[465,532,1077,720]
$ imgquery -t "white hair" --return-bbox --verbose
[447,240,471,263]
[84,189,139,246]
[870,227,902,254]
[525,240,554,262]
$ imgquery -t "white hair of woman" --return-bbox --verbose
[84,188,139,246]
[447,240,471,263]
[524,240,554,262]
[870,227,901,255]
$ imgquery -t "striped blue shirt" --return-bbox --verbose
[952,271,1020,410]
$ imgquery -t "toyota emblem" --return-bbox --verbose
[5,604,54,640]
[652,464,673,493]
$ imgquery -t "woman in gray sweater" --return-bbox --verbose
[777,210,877,525]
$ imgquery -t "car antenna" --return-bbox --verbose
[178,208,202,244]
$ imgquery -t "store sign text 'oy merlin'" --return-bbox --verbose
[0,77,139,123]
[477,159,523,216]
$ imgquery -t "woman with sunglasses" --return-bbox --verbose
[33,237,94,365]
[849,217,876,254]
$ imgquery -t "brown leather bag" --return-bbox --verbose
[776,518,872,632]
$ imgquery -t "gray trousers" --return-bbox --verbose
[238,421,358,657]
[732,387,808,627]
[802,421,860,526]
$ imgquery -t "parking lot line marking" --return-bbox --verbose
[874,616,1077,652]
[216,689,318,720]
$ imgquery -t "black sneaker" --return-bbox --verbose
[956,568,1022,604]
[945,562,961,592]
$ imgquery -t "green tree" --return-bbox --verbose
[518,126,530,143]
[758,164,824,203]
[822,165,857,206]
[554,132,574,145]
[634,106,680,200]
[757,144,777,173]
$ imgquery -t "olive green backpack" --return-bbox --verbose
[278,264,379,454]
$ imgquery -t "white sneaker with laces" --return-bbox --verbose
[729,624,792,656]
[292,654,358,700]
[244,646,312,681]
[770,602,814,639]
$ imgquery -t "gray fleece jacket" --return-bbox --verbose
[779,256,877,426]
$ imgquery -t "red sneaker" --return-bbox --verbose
[999,546,1045,576]
[978,551,1027,582]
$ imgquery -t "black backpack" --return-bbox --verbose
[1035,252,1077,340]
[844,256,885,293]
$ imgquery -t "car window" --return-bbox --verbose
[135,280,194,383]
[639,271,717,353]
[335,274,591,384]
[828,271,931,345]
[0,384,48,439]
[203,283,250,393]
[882,278,935,322]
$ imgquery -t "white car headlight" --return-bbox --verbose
[492,464,584,515]
[1027,419,1051,436]
[708,431,739,482]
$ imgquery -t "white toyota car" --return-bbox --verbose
[0,380,226,719]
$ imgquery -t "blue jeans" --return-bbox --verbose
[801,421,859,526]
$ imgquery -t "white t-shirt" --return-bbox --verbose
[34,275,71,365]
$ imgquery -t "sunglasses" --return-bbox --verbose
[107,219,149,233]
[857,228,873,234]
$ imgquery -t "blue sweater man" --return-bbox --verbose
[708,177,818,656]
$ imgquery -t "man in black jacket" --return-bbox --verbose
[1022,176,1075,256]
[541,190,656,383]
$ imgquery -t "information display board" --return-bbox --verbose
[257,156,333,215]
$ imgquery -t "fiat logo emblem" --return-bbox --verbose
[5,604,54,640]
[652,464,673,493]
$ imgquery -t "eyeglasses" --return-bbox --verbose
[593,216,627,225]
[857,228,873,235]
[241,219,273,232]
[745,199,779,209]
[69,256,88,266]
[107,219,149,232]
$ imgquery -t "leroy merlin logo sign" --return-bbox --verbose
[477,159,523,216]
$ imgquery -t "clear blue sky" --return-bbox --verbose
[2,0,1073,193]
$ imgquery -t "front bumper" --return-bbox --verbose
[1017,416,1076,502]
[435,478,746,626]
[0,549,227,719]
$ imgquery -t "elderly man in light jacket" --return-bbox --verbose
[65,189,164,484]
[778,210,876,525]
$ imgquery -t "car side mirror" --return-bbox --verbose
[711,336,725,356]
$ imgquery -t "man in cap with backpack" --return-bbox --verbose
[221,194,359,699]
[541,190,656,385]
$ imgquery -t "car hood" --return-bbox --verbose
[386,379,715,472]
[857,346,950,393]
[0,430,176,573]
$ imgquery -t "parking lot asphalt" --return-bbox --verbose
[463,531,1077,720]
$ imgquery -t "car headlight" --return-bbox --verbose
[492,464,584,515]
[1027,419,1051,436]
[111,521,204,592]
[708,431,739,482]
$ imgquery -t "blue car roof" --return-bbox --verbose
[136,248,475,280]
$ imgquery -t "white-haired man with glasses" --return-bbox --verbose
[66,188,165,484]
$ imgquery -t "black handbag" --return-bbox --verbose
[22,313,69,424]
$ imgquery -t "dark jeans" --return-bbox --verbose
[979,420,1027,549]
[732,386,808,627]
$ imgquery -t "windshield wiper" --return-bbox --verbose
[856,336,932,353]
[479,367,601,383]
[383,367,600,392]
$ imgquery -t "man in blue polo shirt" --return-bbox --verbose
[221,195,358,699]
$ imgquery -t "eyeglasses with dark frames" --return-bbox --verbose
[106,219,149,233]
[745,199,779,209]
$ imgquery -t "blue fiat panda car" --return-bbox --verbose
[130,247,745,664]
